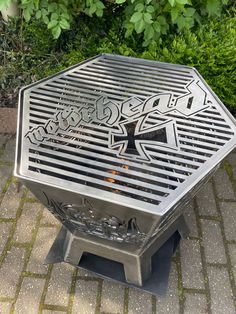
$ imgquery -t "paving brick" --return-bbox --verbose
[0,247,25,298]
[196,182,218,216]
[0,134,11,150]
[184,293,207,314]
[201,219,226,264]
[26,190,37,200]
[72,279,98,314]
[155,262,179,313]
[1,137,16,163]
[14,203,42,243]
[41,208,60,226]
[128,289,152,314]
[27,227,58,274]
[180,239,204,289]
[226,153,236,178]
[207,266,235,314]
[213,168,235,199]
[228,244,236,279]
[220,202,236,241]
[0,165,12,194]
[0,222,12,255]
[0,302,12,314]
[42,311,66,314]
[14,277,45,314]
[183,200,198,238]
[0,181,23,218]
[100,280,124,313]
[45,263,74,307]
[77,268,98,278]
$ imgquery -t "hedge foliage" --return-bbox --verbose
[0,0,234,45]
[0,10,235,113]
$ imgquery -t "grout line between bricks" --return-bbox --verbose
[39,264,54,314]
[151,294,156,314]
[0,187,27,267]
[183,288,206,294]
[76,275,103,281]
[212,176,236,310]
[194,197,212,313]
[10,205,44,313]
[0,176,13,207]
[42,303,68,312]
[206,262,228,268]
[0,217,15,223]
[67,268,78,314]
[95,279,103,314]
[198,215,221,221]
[21,271,48,279]
[0,297,15,302]
[175,250,184,314]
[227,240,236,245]
[123,287,129,314]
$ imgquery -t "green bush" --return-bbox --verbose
[0,0,234,45]
[0,11,235,113]
[139,15,236,113]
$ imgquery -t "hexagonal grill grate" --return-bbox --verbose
[16,54,236,217]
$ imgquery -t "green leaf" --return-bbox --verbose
[153,21,161,33]
[143,12,153,24]
[176,0,189,4]
[96,1,105,9]
[144,24,154,40]
[88,3,96,15]
[125,23,134,38]
[52,25,61,39]
[51,13,59,20]
[23,8,31,22]
[130,12,143,23]
[171,7,179,22]
[59,19,70,29]
[47,20,58,29]
[157,16,166,25]
[146,5,154,13]
[42,14,49,24]
[48,3,58,13]
[168,0,175,7]
[135,3,144,12]
[184,7,195,17]
[95,9,103,17]
[206,0,221,16]
[0,0,12,11]
[35,10,41,19]
[135,18,145,33]
[115,0,126,4]
[61,12,70,20]
[176,15,185,30]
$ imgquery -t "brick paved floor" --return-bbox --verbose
[0,134,236,314]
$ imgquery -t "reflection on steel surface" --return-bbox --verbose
[43,191,146,244]
[15,54,236,287]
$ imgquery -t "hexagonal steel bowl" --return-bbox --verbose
[14,54,236,286]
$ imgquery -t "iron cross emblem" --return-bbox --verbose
[109,116,178,162]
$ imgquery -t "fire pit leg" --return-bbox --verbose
[177,215,190,239]
[124,256,151,286]
[45,214,189,287]
[63,231,84,266]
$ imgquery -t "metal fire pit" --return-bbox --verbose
[15,54,236,294]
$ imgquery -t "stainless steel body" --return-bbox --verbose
[15,54,236,286]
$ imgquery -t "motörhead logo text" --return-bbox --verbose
[25,80,210,162]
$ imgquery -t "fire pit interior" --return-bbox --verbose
[15,54,236,294]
